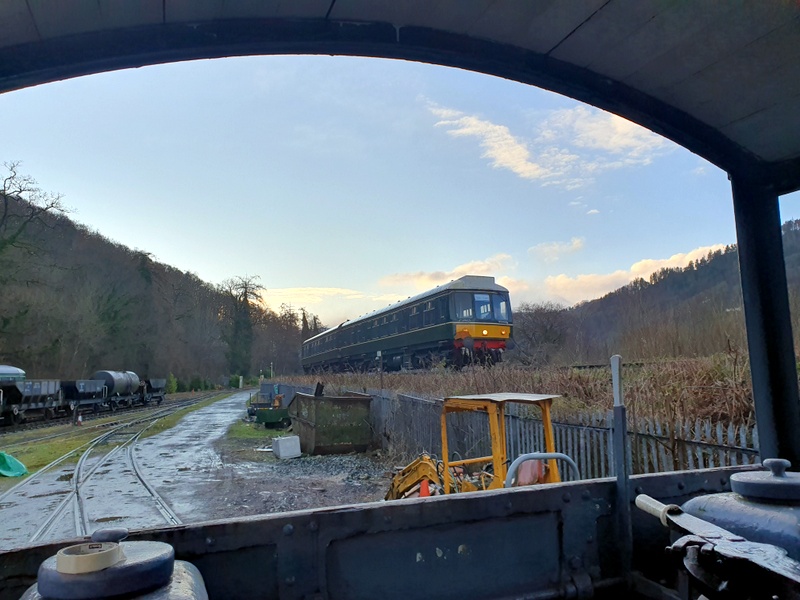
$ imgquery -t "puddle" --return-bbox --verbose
[56,473,74,482]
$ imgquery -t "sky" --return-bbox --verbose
[2,55,799,327]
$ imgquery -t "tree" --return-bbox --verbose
[0,162,67,264]
[511,301,569,366]
[301,309,311,341]
[219,275,264,377]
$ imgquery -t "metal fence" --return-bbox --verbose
[276,384,760,479]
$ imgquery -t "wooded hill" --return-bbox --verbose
[0,167,322,387]
[5,165,800,380]
[511,220,800,367]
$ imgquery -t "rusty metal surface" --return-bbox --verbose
[0,466,747,600]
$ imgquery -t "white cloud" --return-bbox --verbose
[545,271,632,305]
[429,102,675,190]
[262,287,366,307]
[542,106,668,158]
[430,107,562,181]
[497,276,530,297]
[529,237,585,262]
[380,253,515,291]
[262,287,408,327]
[544,244,727,305]
[587,209,600,215]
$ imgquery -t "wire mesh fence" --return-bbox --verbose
[276,384,759,479]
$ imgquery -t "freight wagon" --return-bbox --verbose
[0,367,167,425]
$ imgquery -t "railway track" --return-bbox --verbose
[0,396,214,549]
[0,394,218,450]
[0,394,191,437]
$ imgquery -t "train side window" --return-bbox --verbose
[423,301,435,325]
[438,297,448,321]
[410,304,422,329]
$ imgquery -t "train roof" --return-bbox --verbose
[303,275,509,344]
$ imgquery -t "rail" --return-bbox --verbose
[2,396,208,547]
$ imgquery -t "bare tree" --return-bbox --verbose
[219,275,264,376]
[0,161,68,260]
[512,301,569,366]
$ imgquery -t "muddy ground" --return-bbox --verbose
[0,393,397,550]
[202,433,394,519]
[134,393,396,524]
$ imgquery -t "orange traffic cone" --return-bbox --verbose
[77,414,83,426]
[420,479,430,497]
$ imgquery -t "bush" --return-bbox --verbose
[165,373,178,394]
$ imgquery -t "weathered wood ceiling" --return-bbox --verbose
[1,1,798,192]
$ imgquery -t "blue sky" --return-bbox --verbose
[2,55,798,326]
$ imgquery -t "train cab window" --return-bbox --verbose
[453,293,473,320]
[475,293,493,320]
[493,294,511,323]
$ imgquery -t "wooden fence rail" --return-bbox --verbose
[276,385,760,479]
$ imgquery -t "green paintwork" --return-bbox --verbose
[302,323,455,367]
[254,407,290,427]
[288,393,372,454]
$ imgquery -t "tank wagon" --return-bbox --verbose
[301,275,513,372]
[0,368,167,425]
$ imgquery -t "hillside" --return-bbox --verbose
[512,220,800,365]
[0,190,320,385]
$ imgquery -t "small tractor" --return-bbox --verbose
[386,393,577,500]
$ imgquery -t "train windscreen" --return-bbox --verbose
[453,292,511,323]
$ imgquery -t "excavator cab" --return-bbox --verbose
[386,393,568,499]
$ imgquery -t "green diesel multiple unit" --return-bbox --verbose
[301,276,513,372]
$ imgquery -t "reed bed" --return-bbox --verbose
[280,353,754,425]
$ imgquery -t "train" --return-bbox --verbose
[301,275,514,372]
[0,365,167,425]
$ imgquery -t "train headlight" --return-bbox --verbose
[482,329,488,336]
[501,330,507,335]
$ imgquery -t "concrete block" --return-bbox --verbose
[273,435,301,459]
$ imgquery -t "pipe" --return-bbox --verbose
[504,452,579,488]
[611,354,633,584]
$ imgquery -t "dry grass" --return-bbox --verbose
[280,353,754,425]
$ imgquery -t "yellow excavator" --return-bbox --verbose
[386,393,578,500]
